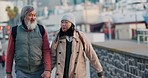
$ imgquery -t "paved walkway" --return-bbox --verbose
[93,40,148,57]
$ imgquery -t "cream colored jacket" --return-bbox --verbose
[51,30,103,78]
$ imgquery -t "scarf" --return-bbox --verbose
[59,25,74,37]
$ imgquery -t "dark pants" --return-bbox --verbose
[0,56,5,67]
[16,69,44,78]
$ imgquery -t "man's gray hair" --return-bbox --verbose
[20,5,35,21]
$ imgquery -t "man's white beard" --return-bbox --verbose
[25,20,37,30]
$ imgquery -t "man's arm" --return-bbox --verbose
[6,31,15,75]
[42,30,52,71]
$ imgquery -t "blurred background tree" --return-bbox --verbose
[5,6,19,26]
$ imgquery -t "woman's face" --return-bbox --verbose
[61,20,72,32]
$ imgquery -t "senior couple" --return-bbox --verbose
[6,5,104,78]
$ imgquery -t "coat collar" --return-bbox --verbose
[58,30,79,41]
[73,30,79,42]
[53,30,80,50]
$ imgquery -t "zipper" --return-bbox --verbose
[28,32,31,73]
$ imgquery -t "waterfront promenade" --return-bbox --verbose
[92,40,148,78]
[93,40,148,57]
[1,40,148,78]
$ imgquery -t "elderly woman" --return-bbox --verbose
[6,5,51,78]
[51,13,104,78]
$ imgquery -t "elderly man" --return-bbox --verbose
[6,5,51,78]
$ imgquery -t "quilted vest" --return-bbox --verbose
[14,25,44,73]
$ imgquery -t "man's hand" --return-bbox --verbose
[41,71,51,78]
[6,74,13,78]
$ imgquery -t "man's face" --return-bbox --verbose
[61,20,72,32]
[25,10,36,23]
[25,10,37,30]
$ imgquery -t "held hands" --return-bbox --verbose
[41,71,51,78]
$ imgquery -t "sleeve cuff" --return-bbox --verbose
[6,72,12,74]
[98,71,103,77]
